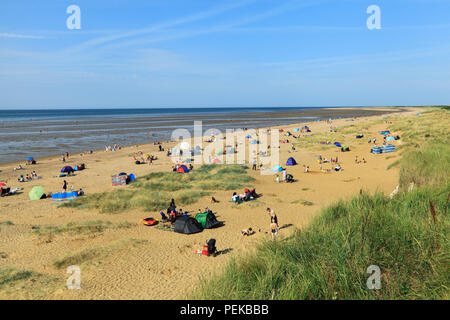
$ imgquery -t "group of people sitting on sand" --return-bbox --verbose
[318,155,339,164]
[105,144,120,152]
[133,154,158,165]
[18,171,40,182]
[231,188,259,203]
[241,208,280,241]
[355,156,367,164]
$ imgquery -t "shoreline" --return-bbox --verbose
[0,106,408,168]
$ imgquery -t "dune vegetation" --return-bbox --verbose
[193,107,449,300]
[61,164,254,214]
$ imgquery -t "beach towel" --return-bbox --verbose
[112,175,127,186]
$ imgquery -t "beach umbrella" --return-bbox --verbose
[29,186,45,200]
[26,157,34,161]
[272,164,283,172]
[0,182,6,187]
[61,166,73,173]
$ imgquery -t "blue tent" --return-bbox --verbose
[417,113,421,117]
[26,157,34,161]
[293,128,299,132]
[272,165,283,172]
[128,173,136,182]
[118,172,127,176]
[286,157,297,166]
[251,140,259,145]
[385,136,395,141]
[245,135,252,139]
[379,130,390,135]
[334,142,342,148]
[61,166,73,173]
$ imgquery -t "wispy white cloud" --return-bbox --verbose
[0,33,46,39]
[62,0,259,53]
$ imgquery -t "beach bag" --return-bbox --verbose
[207,238,216,256]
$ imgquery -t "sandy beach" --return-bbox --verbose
[0,106,424,299]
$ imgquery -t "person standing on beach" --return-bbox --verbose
[252,158,257,171]
[62,180,67,193]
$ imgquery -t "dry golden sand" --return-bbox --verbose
[0,107,423,299]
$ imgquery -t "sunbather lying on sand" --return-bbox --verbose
[241,228,253,236]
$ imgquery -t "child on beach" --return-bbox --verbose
[270,223,278,241]
[241,228,253,237]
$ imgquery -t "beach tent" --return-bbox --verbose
[286,157,297,166]
[371,146,382,154]
[29,186,45,200]
[293,128,299,132]
[417,113,421,117]
[195,212,221,229]
[0,182,6,187]
[26,157,34,161]
[385,136,395,141]
[356,134,364,139]
[381,144,396,153]
[174,216,203,234]
[118,172,127,176]
[51,191,79,202]
[379,130,391,135]
[128,173,136,182]
[245,134,252,138]
[251,140,258,145]
[302,126,309,130]
[334,142,342,148]
[112,175,127,186]
[177,165,189,173]
[272,164,283,172]
[61,166,73,173]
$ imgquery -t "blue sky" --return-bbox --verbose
[0,0,449,109]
